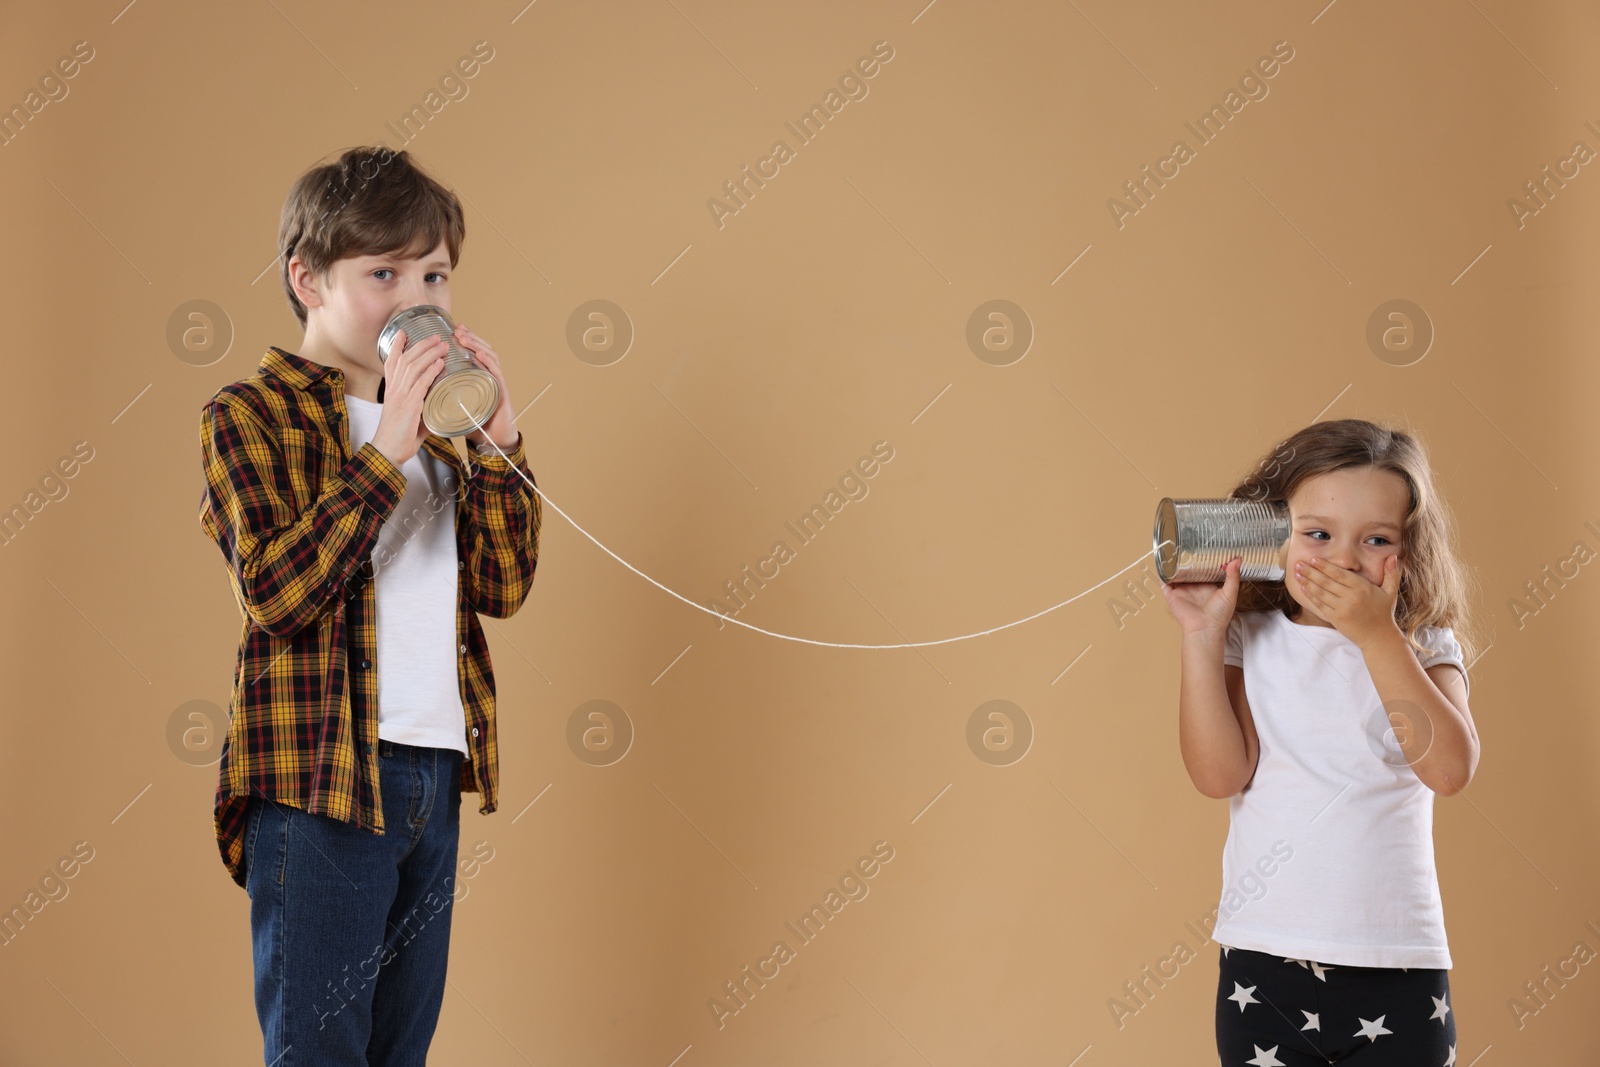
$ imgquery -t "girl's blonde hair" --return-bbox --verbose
[1228,418,1481,666]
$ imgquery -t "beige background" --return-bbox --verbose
[2,0,1598,1062]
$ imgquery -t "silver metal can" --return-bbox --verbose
[376,304,500,438]
[1152,497,1289,584]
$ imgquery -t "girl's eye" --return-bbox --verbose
[1303,530,1393,546]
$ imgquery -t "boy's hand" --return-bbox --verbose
[370,327,447,467]
[1294,555,1403,649]
[452,324,519,451]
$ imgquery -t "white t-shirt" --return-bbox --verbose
[1212,606,1469,969]
[343,394,469,754]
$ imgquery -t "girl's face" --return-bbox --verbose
[1283,466,1409,626]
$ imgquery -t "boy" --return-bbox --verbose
[197,145,540,1064]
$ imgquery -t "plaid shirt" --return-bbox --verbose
[197,346,540,888]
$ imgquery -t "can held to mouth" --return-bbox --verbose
[377,304,500,438]
[1153,497,1290,584]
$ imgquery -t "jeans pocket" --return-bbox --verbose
[243,797,291,891]
[240,797,259,892]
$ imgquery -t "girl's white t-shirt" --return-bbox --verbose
[343,394,469,754]
[1212,607,1469,969]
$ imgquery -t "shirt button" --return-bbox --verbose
[458,560,465,570]
[360,659,371,669]
[471,727,480,737]
[459,644,467,654]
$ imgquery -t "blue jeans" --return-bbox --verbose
[243,740,465,1066]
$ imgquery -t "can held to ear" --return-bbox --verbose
[1153,497,1290,584]
[377,305,500,438]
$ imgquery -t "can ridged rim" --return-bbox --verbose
[378,304,454,362]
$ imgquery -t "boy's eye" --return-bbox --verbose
[371,269,447,282]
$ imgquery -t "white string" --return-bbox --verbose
[457,399,1153,649]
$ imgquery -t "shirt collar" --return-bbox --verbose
[259,346,466,471]
[260,347,342,392]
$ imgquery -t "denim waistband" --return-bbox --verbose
[377,739,462,758]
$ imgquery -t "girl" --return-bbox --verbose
[1161,418,1481,1066]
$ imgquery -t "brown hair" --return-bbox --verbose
[277,145,465,329]
[1229,418,1481,666]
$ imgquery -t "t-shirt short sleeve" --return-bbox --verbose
[1414,625,1469,697]
[1223,613,1244,668]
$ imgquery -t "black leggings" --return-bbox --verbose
[1215,945,1456,1064]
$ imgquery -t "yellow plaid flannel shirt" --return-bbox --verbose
[197,346,540,888]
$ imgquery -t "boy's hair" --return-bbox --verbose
[277,145,465,330]
[1228,417,1481,665]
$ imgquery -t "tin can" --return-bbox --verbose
[377,304,500,438]
[1152,497,1289,584]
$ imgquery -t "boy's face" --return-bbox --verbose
[296,237,453,377]
[1283,466,1408,625]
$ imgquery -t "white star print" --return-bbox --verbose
[1431,993,1451,1021]
[1246,1045,1286,1066]
[1300,1010,1320,1031]
[1443,1043,1457,1065]
[1229,981,1260,1012]
[1282,957,1335,980]
[1354,1015,1393,1041]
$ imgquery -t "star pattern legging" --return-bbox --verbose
[1215,945,1458,1065]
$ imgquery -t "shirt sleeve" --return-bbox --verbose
[458,432,541,619]
[1223,612,1244,667]
[1413,625,1469,697]
[199,396,406,638]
